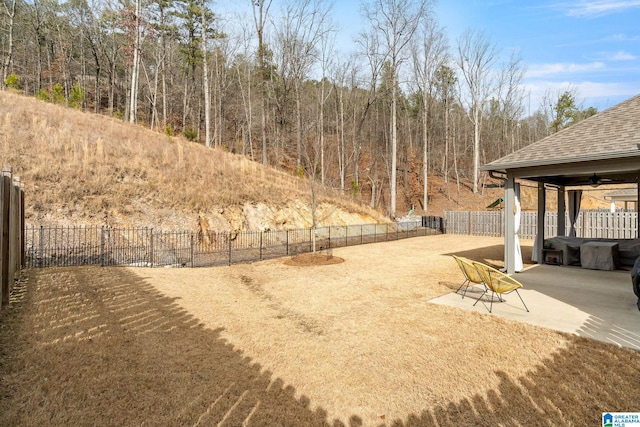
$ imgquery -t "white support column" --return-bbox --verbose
[505,175,515,274]
[536,182,545,264]
[557,186,566,237]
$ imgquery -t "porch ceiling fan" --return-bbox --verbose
[588,173,614,187]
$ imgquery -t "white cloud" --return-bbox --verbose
[563,0,640,17]
[527,62,605,78]
[608,50,637,60]
[609,33,640,41]
[521,80,640,112]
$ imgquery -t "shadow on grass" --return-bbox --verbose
[392,336,640,426]
[1,266,638,426]
[0,267,361,427]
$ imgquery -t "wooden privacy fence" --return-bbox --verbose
[1,166,25,309]
[444,210,639,239]
[25,217,444,268]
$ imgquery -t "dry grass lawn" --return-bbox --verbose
[1,235,639,426]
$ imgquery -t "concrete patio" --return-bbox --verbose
[430,264,640,351]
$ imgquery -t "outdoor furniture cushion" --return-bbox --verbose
[544,236,640,267]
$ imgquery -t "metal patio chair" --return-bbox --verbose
[471,261,529,314]
[452,255,487,299]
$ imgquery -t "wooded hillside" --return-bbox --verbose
[0,91,394,232]
[0,0,597,219]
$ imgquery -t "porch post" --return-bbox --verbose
[557,186,566,236]
[536,182,545,264]
[505,174,515,274]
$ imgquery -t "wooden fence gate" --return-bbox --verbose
[1,166,25,309]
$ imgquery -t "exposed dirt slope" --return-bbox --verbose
[0,91,386,232]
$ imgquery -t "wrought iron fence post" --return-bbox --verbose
[360,224,363,245]
[286,230,289,255]
[259,231,263,260]
[149,228,154,267]
[345,225,347,247]
[100,226,105,267]
[328,226,331,249]
[228,232,232,265]
[39,225,44,268]
[190,233,194,267]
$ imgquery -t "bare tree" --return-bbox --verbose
[316,15,336,186]
[251,0,273,164]
[434,64,456,190]
[233,18,256,159]
[275,0,332,167]
[128,0,142,123]
[354,30,384,192]
[1,0,17,89]
[411,14,446,212]
[455,28,499,193]
[329,58,352,192]
[201,0,212,147]
[495,50,526,153]
[362,0,429,218]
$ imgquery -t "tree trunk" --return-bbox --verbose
[319,80,325,185]
[128,0,141,123]
[453,112,461,203]
[390,76,397,218]
[201,0,211,148]
[422,93,429,213]
[1,0,17,89]
[337,85,345,191]
[473,106,480,193]
[295,82,302,167]
[252,0,272,165]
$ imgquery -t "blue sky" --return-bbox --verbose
[220,0,640,114]
[434,1,640,113]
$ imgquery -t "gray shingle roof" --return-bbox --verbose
[483,94,640,171]
[605,188,638,197]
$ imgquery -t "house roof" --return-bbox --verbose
[604,187,638,202]
[483,94,640,177]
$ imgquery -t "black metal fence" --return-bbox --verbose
[25,217,444,268]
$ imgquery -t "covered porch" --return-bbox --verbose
[482,94,640,274]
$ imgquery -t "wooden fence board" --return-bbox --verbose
[444,210,639,240]
[0,166,24,309]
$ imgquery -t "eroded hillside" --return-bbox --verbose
[0,92,386,233]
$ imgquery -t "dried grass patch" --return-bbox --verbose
[1,235,639,426]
